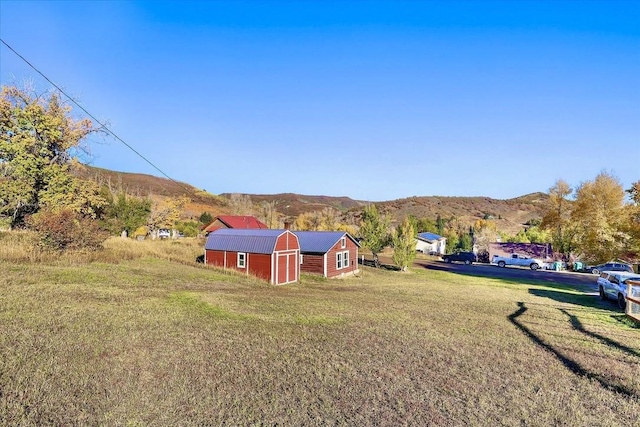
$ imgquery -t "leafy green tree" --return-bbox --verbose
[411,215,437,234]
[456,233,473,251]
[444,231,459,254]
[199,211,213,225]
[0,85,105,226]
[103,192,151,236]
[392,217,417,271]
[436,214,445,235]
[359,204,391,268]
[175,220,200,237]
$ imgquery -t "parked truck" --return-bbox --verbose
[492,253,545,270]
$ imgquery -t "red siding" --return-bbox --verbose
[326,239,359,278]
[205,248,299,285]
[205,250,225,266]
[274,231,301,251]
[300,254,324,275]
[249,253,272,281]
[298,236,360,278]
[276,252,297,284]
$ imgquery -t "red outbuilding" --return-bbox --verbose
[205,229,299,285]
[293,231,360,278]
[202,215,268,235]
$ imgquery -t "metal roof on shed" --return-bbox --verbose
[417,232,443,242]
[293,231,360,254]
[205,229,289,254]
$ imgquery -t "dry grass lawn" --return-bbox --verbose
[1,234,639,425]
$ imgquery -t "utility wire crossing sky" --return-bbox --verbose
[0,1,638,201]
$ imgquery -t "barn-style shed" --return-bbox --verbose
[293,231,360,278]
[205,229,299,285]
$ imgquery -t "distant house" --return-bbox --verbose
[203,215,268,235]
[416,232,447,255]
[293,231,360,278]
[204,229,299,285]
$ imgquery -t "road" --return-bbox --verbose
[414,259,599,293]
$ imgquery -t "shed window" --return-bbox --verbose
[237,252,246,268]
[337,251,349,269]
[341,237,346,248]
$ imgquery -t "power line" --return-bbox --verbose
[0,38,195,194]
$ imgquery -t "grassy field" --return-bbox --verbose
[1,235,639,426]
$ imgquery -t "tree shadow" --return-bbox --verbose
[508,301,639,399]
[558,308,640,357]
[358,257,401,271]
[528,288,611,311]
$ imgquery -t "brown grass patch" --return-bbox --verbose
[1,243,639,425]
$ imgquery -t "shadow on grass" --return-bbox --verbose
[508,302,639,399]
[528,288,609,311]
[558,308,640,357]
[528,288,640,328]
[358,258,401,271]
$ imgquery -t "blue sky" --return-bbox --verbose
[1,1,638,201]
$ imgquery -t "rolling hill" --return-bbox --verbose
[78,165,549,233]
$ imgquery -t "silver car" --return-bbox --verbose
[597,271,640,310]
[588,262,633,275]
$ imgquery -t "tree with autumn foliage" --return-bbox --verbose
[0,85,106,227]
[541,179,578,258]
[571,172,630,262]
[392,217,417,271]
[146,196,190,239]
[624,181,640,258]
[542,173,638,263]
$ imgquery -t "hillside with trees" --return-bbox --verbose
[3,83,636,264]
[73,165,550,237]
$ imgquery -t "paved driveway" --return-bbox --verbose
[414,259,598,292]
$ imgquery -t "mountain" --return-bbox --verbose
[76,165,228,219]
[220,192,366,217]
[78,165,548,233]
[374,193,549,234]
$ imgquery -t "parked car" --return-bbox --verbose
[158,228,171,239]
[587,262,633,275]
[442,251,477,265]
[492,253,545,270]
[597,271,640,310]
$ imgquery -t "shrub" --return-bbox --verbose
[26,209,109,251]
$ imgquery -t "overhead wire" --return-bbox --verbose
[0,38,196,194]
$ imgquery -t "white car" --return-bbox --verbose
[491,254,545,270]
[597,271,640,310]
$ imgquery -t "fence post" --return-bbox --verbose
[626,280,640,323]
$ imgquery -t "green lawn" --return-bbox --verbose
[1,257,639,426]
